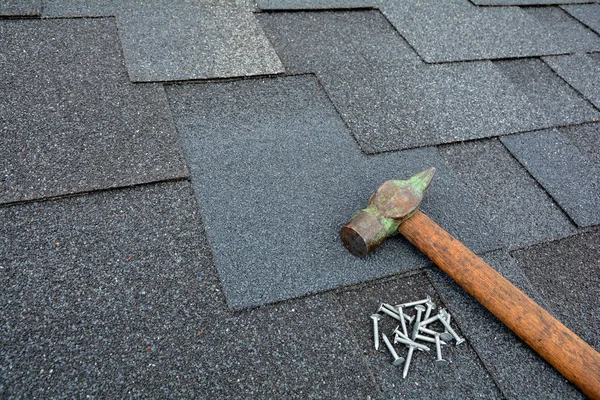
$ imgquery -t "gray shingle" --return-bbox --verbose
[258,11,600,153]
[543,53,600,109]
[379,0,600,62]
[0,182,376,398]
[166,75,500,308]
[426,251,585,399]
[257,0,374,9]
[117,4,284,82]
[511,230,600,352]
[336,272,503,399]
[0,0,40,15]
[42,1,283,82]
[438,139,577,250]
[501,129,600,227]
[472,0,591,5]
[561,3,600,35]
[0,18,188,204]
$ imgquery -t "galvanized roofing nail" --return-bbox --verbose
[419,314,440,327]
[418,325,443,337]
[441,311,453,342]
[370,314,382,351]
[402,345,416,379]
[396,305,409,337]
[382,333,405,367]
[415,334,447,345]
[438,311,465,345]
[397,295,431,309]
[433,333,450,367]
[393,332,431,352]
[423,300,436,321]
[411,304,426,340]
[377,303,401,321]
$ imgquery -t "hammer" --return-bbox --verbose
[341,168,600,399]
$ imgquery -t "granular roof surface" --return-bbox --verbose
[1,0,599,398]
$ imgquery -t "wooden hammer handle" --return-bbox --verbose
[398,210,600,399]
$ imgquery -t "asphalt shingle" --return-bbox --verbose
[472,0,591,4]
[438,139,577,250]
[501,129,600,227]
[0,181,376,398]
[543,53,600,109]
[0,0,40,15]
[166,75,500,308]
[0,18,188,204]
[561,3,600,35]
[511,229,600,352]
[257,0,374,9]
[42,1,283,82]
[426,251,585,399]
[336,272,503,399]
[258,10,600,153]
[379,0,600,62]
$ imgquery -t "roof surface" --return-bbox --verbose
[1,0,599,398]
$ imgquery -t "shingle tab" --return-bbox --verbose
[257,0,374,9]
[543,53,600,109]
[426,251,585,399]
[379,0,600,62]
[501,129,600,227]
[42,1,283,82]
[472,0,591,4]
[117,4,284,82]
[166,75,500,308]
[258,11,600,153]
[511,230,600,352]
[336,273,503,399]
[438,139,577,249]
[561,3,600,35]
[0,0,40,15]
[0,19,188,204]
[0,182,376,398]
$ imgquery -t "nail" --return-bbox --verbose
[397,295,431,309]
[397,306,409,337]
[377,303,401,321]
[433,333,450,367]
[440,310,454,342]
[419,314,440,327]
[438,311,465,345]
[402,345,415,379]
[370,314,382,351]
[382,333,405,367]
[423,300,436,321]
[415,334,447,345]
[393,332,431,351]
[411,304,426,340]
[418,325,442,337]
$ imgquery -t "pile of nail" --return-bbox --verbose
[370,295,464,378]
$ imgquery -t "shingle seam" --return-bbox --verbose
[541,56,600,111]
[423,265,508,399]
[332,294,385,396]
[0,177,190,209]
[497,135,587,229]
[560,4,600,36]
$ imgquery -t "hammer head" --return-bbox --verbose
[341,167,435,256]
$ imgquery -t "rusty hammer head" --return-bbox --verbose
[341,167,435,257]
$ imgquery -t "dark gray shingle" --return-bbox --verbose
[166,75,500,308]
[258,11,600,153]
[501,129,600,227]
[438,139,577,250]
[0,18,188,204]
[561,3,600,35]
[543,53,600,109]
[0,0,40,15]
[426,251,585,399]
[379,0,600,62]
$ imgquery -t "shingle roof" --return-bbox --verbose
[1,0,598,398]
